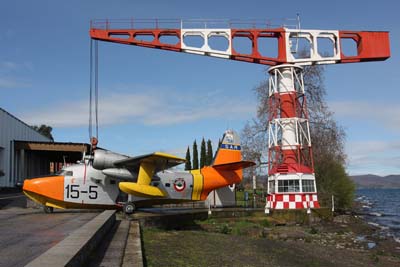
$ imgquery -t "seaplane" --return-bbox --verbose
[23,130,255,214]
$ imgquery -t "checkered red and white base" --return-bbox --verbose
[266,193,320,209]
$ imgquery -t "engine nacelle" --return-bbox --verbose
[102,168,136,180]
[92,149,129,170]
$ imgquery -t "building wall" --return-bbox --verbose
[0,108,51,187]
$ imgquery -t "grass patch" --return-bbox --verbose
[142,215,400,267]
[261,219,271,227]
[218,223,232,234]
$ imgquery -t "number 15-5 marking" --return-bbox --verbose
[65,184,98,199]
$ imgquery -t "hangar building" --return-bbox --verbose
[0,108,89,187]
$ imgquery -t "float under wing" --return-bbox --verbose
[116,152,185,197]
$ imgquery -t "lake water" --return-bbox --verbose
[356,188,400,242]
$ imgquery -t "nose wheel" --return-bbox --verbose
[44,206,54,213]
[123,202,136,215]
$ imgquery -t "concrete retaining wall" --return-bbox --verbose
[25,210,116,267]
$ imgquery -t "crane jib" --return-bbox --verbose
[89,21,390,66]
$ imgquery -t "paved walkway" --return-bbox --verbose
[0,207,99,267]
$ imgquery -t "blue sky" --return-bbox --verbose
[1,0,399,176]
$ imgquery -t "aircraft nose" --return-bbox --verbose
[23,176,65,201]
[23,179,39,194]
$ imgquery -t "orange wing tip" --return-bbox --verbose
[119,182,166,198]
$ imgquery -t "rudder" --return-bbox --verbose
[212,130,242,165]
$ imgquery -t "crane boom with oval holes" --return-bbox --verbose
[89,19,390,66]
[89,18,390,212]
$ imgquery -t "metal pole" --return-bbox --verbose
[253,175,256,208]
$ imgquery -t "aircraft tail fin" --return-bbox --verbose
[212,130,243,166]
[198,130,255,200]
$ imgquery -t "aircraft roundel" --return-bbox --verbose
[173,178,186,192]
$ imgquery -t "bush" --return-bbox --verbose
[315,158,355,210]
[219,224,231,234]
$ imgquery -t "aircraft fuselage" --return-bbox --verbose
[23,163,241,209]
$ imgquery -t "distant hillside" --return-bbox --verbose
[350,174,400,189]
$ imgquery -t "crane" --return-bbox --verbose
[89,18,390,212]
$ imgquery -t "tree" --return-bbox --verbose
[31,124,54,141]
[185,146,192,170]
[214,138,222,158]
[315,157,355,210]
[192,140,199,170]
[241,64,354,209]
[206,139,213,166]
[200,138,206,168]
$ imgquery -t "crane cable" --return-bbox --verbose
[89,39,99,153]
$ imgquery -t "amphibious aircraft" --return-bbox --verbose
[23,130,255,214]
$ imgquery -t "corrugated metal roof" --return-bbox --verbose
[1,107,53,187]
[0,107,51,142]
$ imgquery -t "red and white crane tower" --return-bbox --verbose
[90,18,390,212]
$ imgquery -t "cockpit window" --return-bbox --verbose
[56,170,73,176]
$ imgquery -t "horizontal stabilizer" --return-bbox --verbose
[213,160,255,171]
[119,182,166,198]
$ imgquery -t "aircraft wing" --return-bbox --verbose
[115,152,185,198]
[114,152,185,173]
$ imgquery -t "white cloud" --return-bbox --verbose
[0,61,18,71]
[21,89,255,127]
[0,61,33,89]
[345,140,400,175]
[329,101,400,175]
[347,140,400,155]
[330,100,400,132]
[0,61,33,73]
[0,77,31,89]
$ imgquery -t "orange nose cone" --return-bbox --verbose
[23,176,65,201]
[23,179,38,194]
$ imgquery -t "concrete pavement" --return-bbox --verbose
[0,208,99,267]
[25,210,116,267]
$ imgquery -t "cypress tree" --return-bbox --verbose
[215,138,222,158]
[185,146,192,170]
[192,140,199,169]
[206,139,213,166]
[200,138,206,168]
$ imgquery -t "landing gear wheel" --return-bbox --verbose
[44,206,54,214]
[123,202,136,215]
